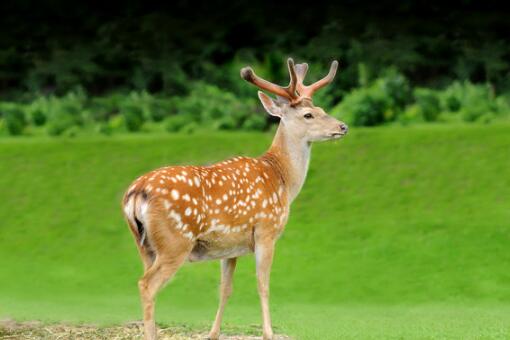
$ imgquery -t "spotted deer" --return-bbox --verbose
[122,58,348,340]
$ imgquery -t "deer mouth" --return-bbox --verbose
[330,132,347,139]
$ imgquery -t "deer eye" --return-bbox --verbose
[304,113,314,119]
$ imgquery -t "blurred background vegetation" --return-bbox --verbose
[0,0,509,137]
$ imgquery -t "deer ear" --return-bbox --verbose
[258,91,284,118]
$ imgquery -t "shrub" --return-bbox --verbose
[121,104,144,132]
[165,114,192,132]
[414,88,441,122]
[3,107,27,135]
[107,115,125,133]
[332,69,410,126]
[332,85,392,126]
[175,82,256,130]
[46,100,84,136]
[30,109,46,126]
[242,114,267,131]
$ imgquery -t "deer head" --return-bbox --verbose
[241,58,348,142]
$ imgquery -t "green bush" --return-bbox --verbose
[121,104,144,132]
[107,115,125,133]
[242,114,267,131]
[332,69,410,126]
[435,81,508,123]
[3,107,27,135]
[336,89,389,126]
[30,109,46,126]
[45,96,85,136]
[165,114,192,132]
[414,88,441,122]
[177,82,256,128]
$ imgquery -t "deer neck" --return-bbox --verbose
[264,122,311,203]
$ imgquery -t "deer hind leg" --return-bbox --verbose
[138,221,193,340]
[208,257,237,340]
[254,233,276,340]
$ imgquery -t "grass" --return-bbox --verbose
[0,124,510,339]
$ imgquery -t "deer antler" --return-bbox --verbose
[241,58,338,105]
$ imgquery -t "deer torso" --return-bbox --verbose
[124,150,294,262]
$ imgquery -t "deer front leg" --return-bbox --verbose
[208,257,237,339]
[255,236,276,340]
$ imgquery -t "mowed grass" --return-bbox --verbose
[0,124,509,339]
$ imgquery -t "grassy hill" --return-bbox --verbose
[1,124,509,339]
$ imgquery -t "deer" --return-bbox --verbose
[122,58,348,340]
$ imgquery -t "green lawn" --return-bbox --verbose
[1,124,510,339]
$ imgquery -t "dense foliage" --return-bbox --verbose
[0,1,509,136]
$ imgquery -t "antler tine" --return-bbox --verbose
[294,63,309,83]
[304,60,339,96]
[240,66,292,100]
[287,58,298,97]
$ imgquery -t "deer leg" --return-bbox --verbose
[208,257,237,340]
[255,237,276,340]
[138,238,192,340]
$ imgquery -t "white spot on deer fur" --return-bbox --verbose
[192,198,198,205]
[182,170,188,176]
[262,199,268,208]
[171,189,180,200]
[185,207,192,216]
[216,199,222,205]
[188,179,193,186]
[183,194,190,201]
[183,231,194,240]
[161,188,168,195]
[170,177,177,183]
[273,192,278,202]
[194,176,200,186]
[159,180,164,184]
[223,194,228,201]
[193,208,198,215]
[163,199,171,210]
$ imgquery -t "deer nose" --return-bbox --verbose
[340,123,348,134]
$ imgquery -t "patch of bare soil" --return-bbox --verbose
[0,319,291,340]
